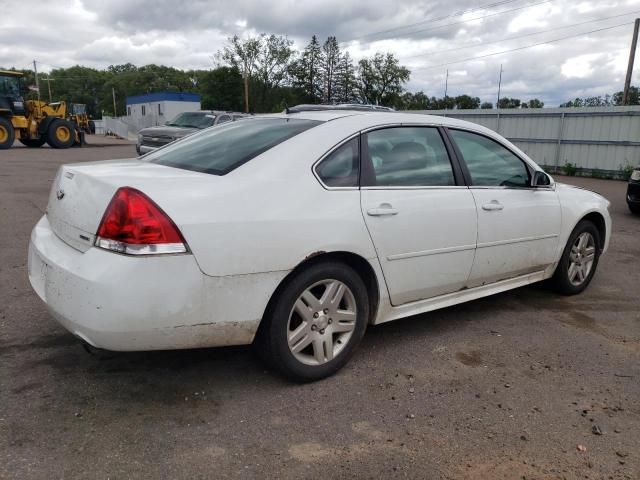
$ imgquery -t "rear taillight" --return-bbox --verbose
[95,187,188,255]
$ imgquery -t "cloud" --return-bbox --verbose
[0,0,638,106]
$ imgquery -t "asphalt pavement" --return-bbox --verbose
[1,139,638,479]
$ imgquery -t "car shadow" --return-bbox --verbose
[15,281,561,387]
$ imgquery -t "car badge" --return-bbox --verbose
[56,189,65,200]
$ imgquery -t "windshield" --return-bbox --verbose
[72,104,86,114]
[165,112,216,129]
[0,75,21,97]
[146,118,322,175]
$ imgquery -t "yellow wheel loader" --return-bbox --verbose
[0,70,84,149]
[68,103,92,134]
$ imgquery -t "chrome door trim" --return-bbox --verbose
[476,233,558,249]
[387,243,476,261]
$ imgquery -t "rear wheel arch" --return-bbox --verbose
[257,251,381,337]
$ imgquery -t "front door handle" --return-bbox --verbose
[367,203,399,216]
[482,201,504,211]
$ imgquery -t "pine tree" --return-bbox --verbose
[291,35,322,103]
[320,36,341,103]
[335,52,356,103]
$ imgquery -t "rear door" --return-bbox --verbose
[359,126,477,306]
[447,128,561,287]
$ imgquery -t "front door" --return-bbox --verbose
[360,126,478,306]
[447,128,562,287]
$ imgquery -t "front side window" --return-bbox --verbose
[364,127,455,187]
[315,137,359,187]
[146,118,321,175]
[449,129,530,188]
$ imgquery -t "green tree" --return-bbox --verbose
[320,36,341,103]
[524,98,544,108]
[613,86,639,105]
[480,101,493,109]
[198,66,243,111]
[497,97,521,108]
[454,95,480,109]
[221,35,262,112]
[291,35,323,103]
[356,53,410,106]
[335,52,357,103]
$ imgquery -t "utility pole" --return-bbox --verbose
[444,69,449,112]
[622,18,639,105]
[112,87,117,117]
[496,64,503,108]
[496,64,503,133]
[42,77,54,102]
[33,60,41,115]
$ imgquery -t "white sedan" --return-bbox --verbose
[28,107,611,381]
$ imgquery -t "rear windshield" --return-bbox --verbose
[146,118,322,175]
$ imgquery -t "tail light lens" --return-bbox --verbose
[95,187,188,255]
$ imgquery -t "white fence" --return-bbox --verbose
[417,106,640,176]
[102,116,139,142]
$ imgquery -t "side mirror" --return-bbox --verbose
[532,171,552,188]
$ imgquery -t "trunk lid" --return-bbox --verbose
[46,159,218,252]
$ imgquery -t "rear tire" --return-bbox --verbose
[550,220,601,295]
[19,138,46,148]
[256,261,369,382]
[629,203,640,215]
[46,119,75,149]
[0,116,15,149]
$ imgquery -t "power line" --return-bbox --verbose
[411,22,633,72]
[342,0,523,43]
[343,0,553,46]
[399,10,640,61]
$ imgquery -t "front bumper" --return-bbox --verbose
[627,181,640,206]
[27,215,281,351]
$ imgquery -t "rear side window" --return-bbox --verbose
[146,118,321,175]
[315,137,359,187]
[449,129,530,187]
[364,127,455,187]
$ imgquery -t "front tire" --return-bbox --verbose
[257,261,369,382]
[0,116,15,149]
[550,220,601,295]
[629,203,640,215]
[46,119,75,149]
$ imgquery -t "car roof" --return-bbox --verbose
[263,109,492,132]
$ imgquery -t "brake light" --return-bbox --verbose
[95,187,188,255]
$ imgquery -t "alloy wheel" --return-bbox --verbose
[568,232,596,286]
[287,279,357,366]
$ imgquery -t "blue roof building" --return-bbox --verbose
[125,91,201,127]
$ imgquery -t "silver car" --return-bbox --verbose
[136,111,245,155]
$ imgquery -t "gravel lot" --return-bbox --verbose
[1,138,638,479]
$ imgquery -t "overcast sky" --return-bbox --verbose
[1,0,639,106]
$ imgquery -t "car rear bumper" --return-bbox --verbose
[28,215,285,351]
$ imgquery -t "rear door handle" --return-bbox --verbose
[367,203,399,216]
[482,201,504,211]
